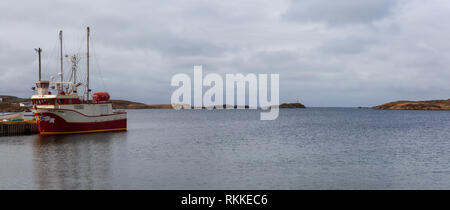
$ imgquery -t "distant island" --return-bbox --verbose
[113,100,306,109]
[1,95,306,112]
[374,99,450,110]
[279,102,306,108]
[111,100,173,109]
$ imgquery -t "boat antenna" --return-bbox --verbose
[34,48,42,81]
[59,30,63,83]
[86,26,90,100]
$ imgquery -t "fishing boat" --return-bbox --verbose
[30,27,127,135]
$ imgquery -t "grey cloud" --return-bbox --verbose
[319,36,378,54]
[282,0,398,25]
[103,29,229,57]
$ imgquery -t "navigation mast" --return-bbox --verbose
[35,48,42,81]
[59,30,63,83]
[86,26,90,101]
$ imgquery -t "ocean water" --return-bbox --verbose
[1,108,450,190]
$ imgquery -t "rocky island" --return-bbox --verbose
[374,99,450,110]
[279,102,306,108]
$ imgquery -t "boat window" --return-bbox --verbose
[33,99,56,105]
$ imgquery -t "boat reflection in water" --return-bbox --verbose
[32,132,127,190]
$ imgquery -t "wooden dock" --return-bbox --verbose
[0,121,39,136]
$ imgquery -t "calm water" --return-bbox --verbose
[1,108,450,189]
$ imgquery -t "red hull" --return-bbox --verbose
[34,112,127,135]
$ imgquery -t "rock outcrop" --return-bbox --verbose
[279,102,306,108]
[374,99,450,110]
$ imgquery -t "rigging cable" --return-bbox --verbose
[42,36,58,81]
[90,33,108,92]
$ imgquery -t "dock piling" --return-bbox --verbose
[0,121,38,136]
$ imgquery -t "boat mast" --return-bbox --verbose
[86,26,90,100]
[59,30,63,83]
[35,48,42,81]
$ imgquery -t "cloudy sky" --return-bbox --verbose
[1,0,450,107]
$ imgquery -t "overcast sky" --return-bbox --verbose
[1,0,450,107]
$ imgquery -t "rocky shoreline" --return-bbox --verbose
[0,102,29,112]
[374,99,450,110]
[111,100,173,109]
[0,96,31,112]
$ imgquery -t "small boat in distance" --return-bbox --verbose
[31,27,127,135]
